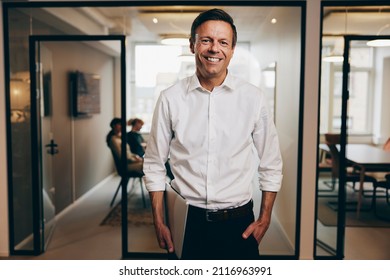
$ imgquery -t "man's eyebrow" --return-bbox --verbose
[197,35,230,41]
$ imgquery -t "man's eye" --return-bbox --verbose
[201,39,211,44]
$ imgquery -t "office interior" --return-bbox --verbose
[0,0,389,260]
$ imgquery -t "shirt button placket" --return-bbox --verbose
[207,93,217,205]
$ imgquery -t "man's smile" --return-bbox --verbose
[205,56,222,62]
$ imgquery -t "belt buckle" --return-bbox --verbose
[205,209,219,222]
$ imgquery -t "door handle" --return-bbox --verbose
[45,139,59,155]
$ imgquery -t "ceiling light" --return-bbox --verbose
[367,39,390,47]
[160,34,189,46]
[366,22,390,47]
[323,37,344,63]
[323,55,344,63]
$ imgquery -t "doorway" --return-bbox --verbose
[27,35,126,255]
[315,34,390,258]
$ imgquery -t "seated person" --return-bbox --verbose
[126,118,174,180]
[106,118,143,176]
[126,118,146,157]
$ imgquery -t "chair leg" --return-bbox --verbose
[110,180,122,207]
[139,177,146,208]
[331,177,336,191]
[371,186,377,214]
[127,177,135,193]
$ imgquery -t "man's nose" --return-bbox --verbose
[209,41,219,52]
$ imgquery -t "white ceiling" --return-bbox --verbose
[94,5,390,47]
[322,7,390,47]
[13,5,390,49]
[323,11,390,36]
[91,6,274,42]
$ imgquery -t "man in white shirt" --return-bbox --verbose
[143,8,283,259]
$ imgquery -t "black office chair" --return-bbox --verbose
[109,148,146,208]
[324,133,377,195]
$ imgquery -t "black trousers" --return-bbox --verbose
[181,204,259,260]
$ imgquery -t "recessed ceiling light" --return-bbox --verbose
[160,35,189,46]
[366,39,390,47]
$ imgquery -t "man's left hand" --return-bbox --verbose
[242,216,271,244]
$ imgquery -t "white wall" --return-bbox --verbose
[299,0,321,259]
[380,57,390,142]
[300,0,321,259]
[0,0,10,257]
[252,6,303,254]
[373,48,390,144]
[41,41,117,212]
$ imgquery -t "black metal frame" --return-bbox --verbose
[315,0,390,260]
[3,0,306,260]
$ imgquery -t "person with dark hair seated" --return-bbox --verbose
[107,118,143,175]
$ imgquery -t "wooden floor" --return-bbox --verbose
[2,175,390,260]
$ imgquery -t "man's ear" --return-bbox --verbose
[189,38,195,54]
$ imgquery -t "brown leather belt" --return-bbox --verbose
[189,200,253,222]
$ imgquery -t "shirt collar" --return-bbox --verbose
[188,71,236,93]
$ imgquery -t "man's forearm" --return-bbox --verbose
[149,191,165,225]
[258,191,277,221]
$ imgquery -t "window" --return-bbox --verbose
[320,46,373,135]
[129,43,257,132]
[130,44,194,132]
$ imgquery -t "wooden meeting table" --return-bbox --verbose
[320,144,390,217]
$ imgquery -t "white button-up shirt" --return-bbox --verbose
[144,73,283,209]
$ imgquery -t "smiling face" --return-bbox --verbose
[190,20,235,90]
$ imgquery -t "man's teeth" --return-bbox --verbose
[207,57,219,62]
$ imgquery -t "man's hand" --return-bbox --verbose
[149,191,174,253]
[154,220,174,253]
[242,216,271,244]
[242,191,277,243]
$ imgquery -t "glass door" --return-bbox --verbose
[30,39,56,253]
[316,33,390,259]
[29,35,126,255]
[37,42,57,250]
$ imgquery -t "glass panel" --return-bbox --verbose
[8,6,74,253]
[9,8,34,252]
[7,6,123,254]
[6,4,301,259]
[318,3,390,259]
[348,71,370,133]
[127,5,302,257]
[38,43,56,250]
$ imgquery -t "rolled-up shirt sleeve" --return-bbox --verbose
[252,98,283,192]
[143,93,172,192]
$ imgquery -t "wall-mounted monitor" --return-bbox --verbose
[69,71,100,117]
